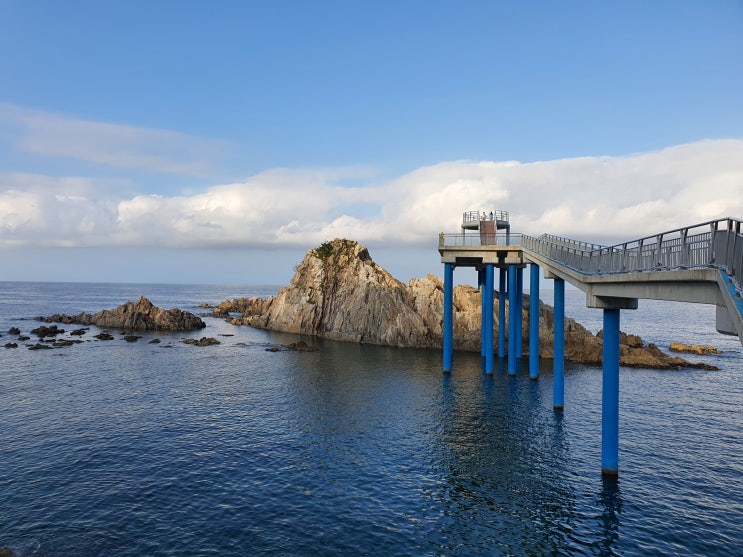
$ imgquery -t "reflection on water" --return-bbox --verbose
[596,476,622,557]
[0,282,741,556]
[287,341,586,554]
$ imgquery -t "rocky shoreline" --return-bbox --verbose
[215,239,718,370]
[4,296,318,353]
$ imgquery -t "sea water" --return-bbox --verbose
[0,282,741,556]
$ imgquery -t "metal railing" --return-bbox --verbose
[462,210,509,225]
[521,218,743,287]
[439,232,521,248]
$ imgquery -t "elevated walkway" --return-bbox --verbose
[438,215,743,477]
[520,218,743,344]
[439,217,743,345]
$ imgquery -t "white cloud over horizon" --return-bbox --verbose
[1,139,742,251]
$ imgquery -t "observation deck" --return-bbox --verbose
[439,209,520,266]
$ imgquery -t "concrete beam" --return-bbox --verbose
[586,281,721,305]
[586,295,638,310]
[716,306,737,336]
[504,253,524,265]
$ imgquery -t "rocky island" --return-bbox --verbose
[38,296,206,331]
[217,239,712,369]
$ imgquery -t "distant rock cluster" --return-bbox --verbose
[5,297,214,351]
[37,296,206,331]
[4,295,322,354]
[215,238,719,370]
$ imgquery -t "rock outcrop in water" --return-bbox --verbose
[38,296,206,331]
[669,342,722,355]
[218,239,711,369]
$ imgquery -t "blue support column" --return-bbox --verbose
[484,264,495,373]
[529,263,540,379]
[602,308,621,476]
[508,264,518,375]
[516,267,523,358]
[498,268,506,359]
[480,272,486,367]
[553,278,565,410]
[443,263,454,372]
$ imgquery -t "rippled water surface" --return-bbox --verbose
[0,282,741,556]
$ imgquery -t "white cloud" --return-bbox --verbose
[1,139,742,249]
[0,103,227,175]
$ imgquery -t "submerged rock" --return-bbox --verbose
[219,238,712,370]
[31,324,65,338]
[286,341,318,352]
[53,339,75,347]
[38,296,206,331]
[28,343,52,350]
[183,337,220,346]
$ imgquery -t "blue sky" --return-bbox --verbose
[1,0,742,284]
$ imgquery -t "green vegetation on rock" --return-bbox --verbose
[312,241,335,261]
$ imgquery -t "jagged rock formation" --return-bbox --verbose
[38,296,206,331]
[219,239,712,369]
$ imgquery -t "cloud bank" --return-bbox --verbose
[1,139,742,249]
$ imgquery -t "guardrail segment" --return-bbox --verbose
[520,218,743,296]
